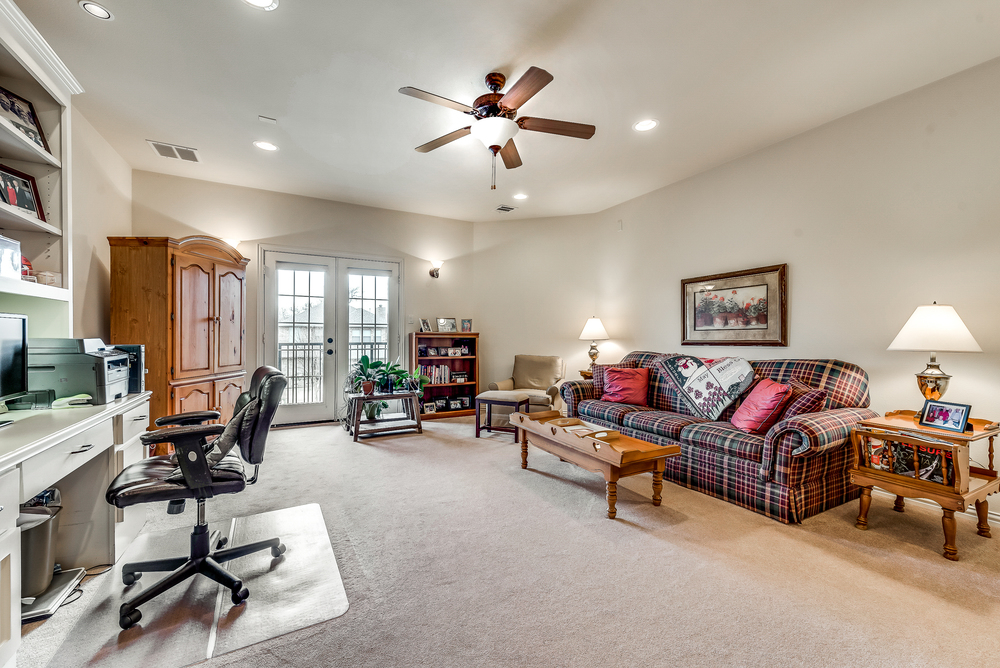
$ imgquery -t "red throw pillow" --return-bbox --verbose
[601,367,649,405]
[592,360,639,397]
[781,378,828,420]
[730,378,792,434]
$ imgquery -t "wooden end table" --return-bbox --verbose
[345,391,422,442]
[850,410,1000,560]
[512,410,681,518]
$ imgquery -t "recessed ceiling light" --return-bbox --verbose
[79,1,114,20]
[243,0,279,10]
[512,193,528,200]
[632,119,658,132]
[253,141,278,151]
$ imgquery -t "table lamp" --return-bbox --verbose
[887,302,981,400]
[579,317,609,368]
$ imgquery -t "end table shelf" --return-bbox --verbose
[850,409,1000,561]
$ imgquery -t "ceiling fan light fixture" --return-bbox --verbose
[470,117,519,150]
[633,119,658,132]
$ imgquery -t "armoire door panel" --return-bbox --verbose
[215,376,245,422]
[173,381,214,417]
[174,255,215,379]
[216,265,246,373]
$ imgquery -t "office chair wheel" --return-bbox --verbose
[122,572,142,586]
[271,543,286,558]
[231,585,249,605]
[216,536,228,549]
[119,609,142,630]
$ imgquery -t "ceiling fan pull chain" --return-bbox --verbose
[491,151,496,190]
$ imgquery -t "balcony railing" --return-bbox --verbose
[277,342,323,405]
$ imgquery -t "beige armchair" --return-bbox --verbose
[488,355,566,416]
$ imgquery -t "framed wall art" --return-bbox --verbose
[0,164,45,221]
[681,264,787,346]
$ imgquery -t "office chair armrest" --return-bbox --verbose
[154,411,222,427]
[141,424,225,491]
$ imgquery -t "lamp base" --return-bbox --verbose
[587,342,600,369]
[916,361,951,401]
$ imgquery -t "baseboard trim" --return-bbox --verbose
[871,487,1000,522]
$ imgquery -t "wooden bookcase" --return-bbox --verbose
[408,331,479,419]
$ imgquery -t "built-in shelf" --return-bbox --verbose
[0,275,69,301]
[0,116,60,168]
[0,200,60,235]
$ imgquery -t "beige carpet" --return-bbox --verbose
[19,417,1000,667]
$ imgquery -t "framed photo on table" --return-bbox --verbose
[0,86,50,154]
[681,264,787,346]
[919,400,971,433]
[0,165,45,221]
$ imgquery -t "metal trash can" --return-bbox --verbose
[17,506,62,598]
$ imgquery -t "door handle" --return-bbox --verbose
[70,444,95,454]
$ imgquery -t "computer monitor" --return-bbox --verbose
[0,312,28,404]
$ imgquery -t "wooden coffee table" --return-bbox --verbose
[512,410,681,518]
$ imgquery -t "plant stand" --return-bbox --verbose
[345,391,423,442]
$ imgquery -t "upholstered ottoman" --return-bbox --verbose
[475,391,530,441]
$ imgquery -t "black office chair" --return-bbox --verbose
[106,366,287,630]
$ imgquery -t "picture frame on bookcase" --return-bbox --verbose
[0,164,46,221]
[437,317,457,332]
[0,86,50,154]
[419,318,432,332]
[461,319,472,332]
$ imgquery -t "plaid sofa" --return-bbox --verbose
[560,352,878,523]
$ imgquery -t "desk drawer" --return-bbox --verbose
[21,421,113,503]
[117,401,151,445]
[0,468,18,533]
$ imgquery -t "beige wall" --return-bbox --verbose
[131,170,476,372]
[71,107,132,339]
[474,58,1000,445]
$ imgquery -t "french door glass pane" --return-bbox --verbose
[348,271,389,367]
[276,265,326,405]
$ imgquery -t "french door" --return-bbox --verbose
[262,249,400,424]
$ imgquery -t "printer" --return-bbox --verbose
[27,338,130,405]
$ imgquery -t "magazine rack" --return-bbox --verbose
[849,410,1000,560]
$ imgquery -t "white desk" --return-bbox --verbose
[0,392,152,668]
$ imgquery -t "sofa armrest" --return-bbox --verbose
[489,378,514,391]
[560,380,595,417]
[759,407,880,482]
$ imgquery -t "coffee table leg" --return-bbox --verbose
[893,495,905,513]
[606,472,619,519]
[855,486,872,530]
[975,499,992,538]
[520,429,528,469]
[652,460,664,507]
[942,509,959,561]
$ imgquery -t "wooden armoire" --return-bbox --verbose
[108,236,249,430]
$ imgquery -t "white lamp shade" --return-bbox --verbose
[887,304,981,352]
[469,117,519,149]
[579,318,609,341]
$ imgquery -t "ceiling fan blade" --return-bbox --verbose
[414,126,472,153]
[517,117,596,140]
[499,139,522,169]
[499,66,553,110]
[399,87,474,113]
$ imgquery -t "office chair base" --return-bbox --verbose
[118,524,284,630]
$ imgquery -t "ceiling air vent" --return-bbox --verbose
[495,204,517,213]
[146,140,201,163]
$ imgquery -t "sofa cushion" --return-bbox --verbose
[512,355,563,391]
[781,378,828,420]
[578,399,656,426]
[680,422,765,462]
[655,355,755,420]
[601,367,649,405]
[731,379,792,434]
[622,410,708,440]
[748,359,870,409]
[592,360,639,398]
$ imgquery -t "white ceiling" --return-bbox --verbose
[15,0,1000,223]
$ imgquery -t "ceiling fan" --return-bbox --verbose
[399,67,596,189]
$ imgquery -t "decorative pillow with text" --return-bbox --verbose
[655,355,755,420]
